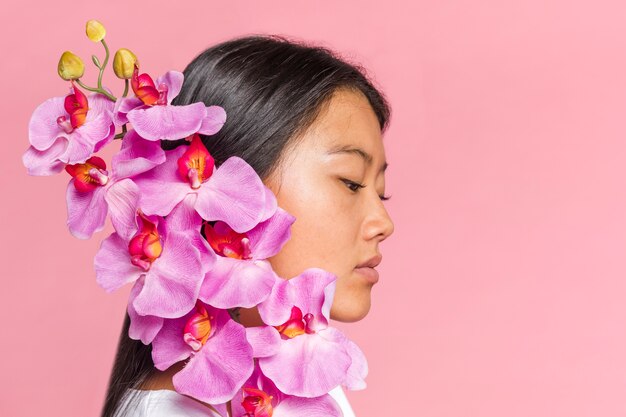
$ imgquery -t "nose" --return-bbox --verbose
[362,195,395,242]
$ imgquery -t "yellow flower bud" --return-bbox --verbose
[57,51,85,81]
[113,48,139,79]
[86,20,106,42]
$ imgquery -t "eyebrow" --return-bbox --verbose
[327,144,389,172]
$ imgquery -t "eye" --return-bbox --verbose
[341,178,365,192]
[341,178,391,201]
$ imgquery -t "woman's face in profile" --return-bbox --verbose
[265,88,395,322]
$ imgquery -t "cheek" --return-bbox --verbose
[267,178,357,279]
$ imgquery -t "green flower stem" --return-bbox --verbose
[114,124,128,140]
[122,79,130,98]
[75,79,117,101]
[98,39,111,91]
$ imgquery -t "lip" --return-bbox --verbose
[356,254,383,269]
[354,266,380,284]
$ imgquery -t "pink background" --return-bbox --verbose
[2,1,626,416]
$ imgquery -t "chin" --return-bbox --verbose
[329,290,372,323]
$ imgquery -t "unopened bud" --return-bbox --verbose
[113,48,138,79]
[86,20,106,42]
[57,51,85,81]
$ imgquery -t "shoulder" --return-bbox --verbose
[114,389,221,417]
[115,386,357,417]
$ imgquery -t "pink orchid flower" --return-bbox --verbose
[23,85,115,175]
[94,195,215,318]
[132,134,277,233]
[247,269,368,398]
[63,130,165,239]
[125,194,210,344]
[150,302,254,404]
[198,206,295,309]
[114,67,226,141]
[227,365,343,417]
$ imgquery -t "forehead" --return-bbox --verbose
[296,89,385,160]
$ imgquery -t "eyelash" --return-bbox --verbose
[341,179,391,201]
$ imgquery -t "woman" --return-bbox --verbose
[103,34,395,417]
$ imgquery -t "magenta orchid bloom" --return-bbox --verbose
[227,365,343,417]
[23,86,115,175]
[198,207,295,309]
[94,195,215,318]
[247,269,368,398]
[64,130,166,239]
[64,155,111,238]
[151,302,254,404]
[113,67,226,141]
[132,134,277,233]
[125,194,208,344]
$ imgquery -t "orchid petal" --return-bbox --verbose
[173,313,254,404]
[151,315,191,371]
[22,140,68,176]
[104,179,141,241]
[199,257,275,308]
[113,96,143,126]
[127,277,164,344]
[316,326,368,390]
[132,231,204,318]
[66,182,107,239]
[94,232,142,292]
[28,96,66,151]
[93,123,116,153]
[85,93,114,120]
[61,115,115,164]
[258,269,336,331]
[132,147,190,216]
[247,207,295,260]
[195,156,266,233]
[165,195,216,276]
[341,335,368,391]
[111,130,166,178]
[165,194,203,234]
[127,103,206,141]
[198,105,227,135]
[258,333,351,398]
[58,132,94,164]
[155,71,184,103]
[259,185,279,223]
[274,394,343,417]
[245,326,281,358]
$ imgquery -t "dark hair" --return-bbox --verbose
[101,34,391,417]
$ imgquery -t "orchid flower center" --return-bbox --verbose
[177,134,215,189]
[203,222,252,260]
[156,83,168,105]
[274,306,315,339]
[59,83,89,132]
[128,213,162,272]
[56,116,74,134]
[131,65,161,106]
[65,156,109,193]
[183,303,213,352]
[241,387,274,417]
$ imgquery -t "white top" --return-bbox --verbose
[114,385,356,417]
